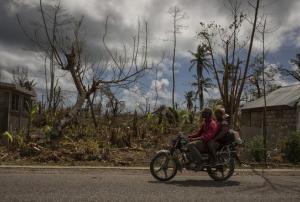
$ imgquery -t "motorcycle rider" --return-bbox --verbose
[207,106,230,166]
[187,108,218,168]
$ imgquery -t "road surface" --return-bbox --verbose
[0,168,300,202]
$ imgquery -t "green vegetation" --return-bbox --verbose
[1,0,298,168]
[283,132,300,164]
[2,131,13,146]
[245,136,265,163]
[0,108,202,166]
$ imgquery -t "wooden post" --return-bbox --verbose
[7,92,11,132]
[262,18,267,167]
[18,94,22,131]
[296,103,300,131]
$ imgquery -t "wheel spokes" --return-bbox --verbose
[221,169,225,178]
[155,166,163,174]
[163,168,168,178]
[210,159,232,179]
[155,160,169,174]
[153,155,174,179]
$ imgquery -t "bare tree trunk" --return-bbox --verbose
[197,64,201,110]
[223,41,230,115]
[88,94,98,128]
[154,66,159,109]
[234,0,260,126]
[98,92,103,116]
[44,56,49,108]
[255,78,262,98]
[48,6,58,110]
[197,62,204,110]
[54,68,87,137]
[56,93,86,134]
[26,103,32,142]
[18,0,149,141]
[200,0,260,127]
[49,48,55,109]
[229,4,239,125]
[171,12,176,109]
[169,6,186,110]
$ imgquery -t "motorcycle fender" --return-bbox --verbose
[156,150,171,155]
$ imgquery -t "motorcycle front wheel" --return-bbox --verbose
[150,152,178,181]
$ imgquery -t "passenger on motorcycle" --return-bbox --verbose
[207,106,230,166]
[187,108,219,167]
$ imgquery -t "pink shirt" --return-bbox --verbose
[189,119,219,143]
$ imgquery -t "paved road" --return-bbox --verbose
[0,169,300,202]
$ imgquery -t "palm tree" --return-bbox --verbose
[189,44,212,110]
[184,91,194,111]
[191,76,215,105]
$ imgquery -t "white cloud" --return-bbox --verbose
[265,63,297,87]
[119,77,175,112]
[150,78,169,92]
[1,0,299,111]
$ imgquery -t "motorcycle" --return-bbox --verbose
[150,132,241,181]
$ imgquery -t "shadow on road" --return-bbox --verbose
[149,180,240,187]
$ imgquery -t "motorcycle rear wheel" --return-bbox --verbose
[207,157,235,181]
[150,152,178,181]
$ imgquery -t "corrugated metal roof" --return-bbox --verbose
[241,84,300,110]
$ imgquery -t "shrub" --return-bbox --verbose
[178,110,193,124]
[283,132,300,164]
[42,125,53,141]
[109,128,131,148]
[2,131,14,150]
[14,134,25,148]
[2,131,13,144]
[83,139,100,155]
[246,136,265,162]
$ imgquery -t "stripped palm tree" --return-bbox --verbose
[191,76,215,107]
[189,44,212,110]
[184,91,194,111]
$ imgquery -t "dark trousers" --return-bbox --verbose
[187,140,205,163]
[207,140,219,162]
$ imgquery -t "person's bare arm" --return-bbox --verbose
[190,137,203,141]
[188,125,204,139]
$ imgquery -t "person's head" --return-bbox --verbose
[214,106,228,121]
[201,108,213,120]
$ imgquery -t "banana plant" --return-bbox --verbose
[2,131,13,149]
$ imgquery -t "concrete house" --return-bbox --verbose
[241,84,300,144]
[0,82,36,133]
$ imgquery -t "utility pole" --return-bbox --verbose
[262,17,267,166]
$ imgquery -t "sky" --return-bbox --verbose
[0,0,300,111]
